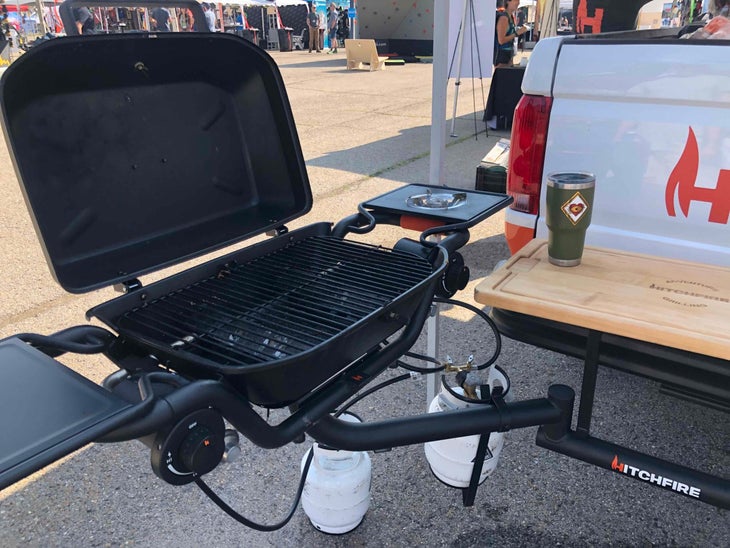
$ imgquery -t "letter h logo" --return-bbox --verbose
[666,127,730,224]
[575,0,604,34]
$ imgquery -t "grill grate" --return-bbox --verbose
[118,236,435,365]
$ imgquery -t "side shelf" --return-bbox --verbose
[0,337,133,490]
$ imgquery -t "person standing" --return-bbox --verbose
[493,0,527,68]
[515,6,526,50]
[327,4,338,53]
[202,2,216,32]
[73,6,95,35]
[307,4,320,53]
[150,6,171,32]
[318,6,326,51]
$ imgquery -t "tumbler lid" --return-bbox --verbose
[546,172,596,190]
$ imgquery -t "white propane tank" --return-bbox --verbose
[300,413,372,534]
[424,366,511,488]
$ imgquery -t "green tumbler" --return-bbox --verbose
[545,172,595,267]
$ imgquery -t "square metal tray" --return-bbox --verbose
[0,338,132,489]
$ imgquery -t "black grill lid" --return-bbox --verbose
[0,33,312,293]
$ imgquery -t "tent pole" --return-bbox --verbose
[35,0,48,35]
[430,0,449,188]
[427,0,452,408]
[352,0,358,39]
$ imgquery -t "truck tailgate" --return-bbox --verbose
[538,40,730,266]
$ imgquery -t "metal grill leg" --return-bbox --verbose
[426,304,441,407]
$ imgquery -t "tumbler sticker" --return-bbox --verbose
[561,192,589,225]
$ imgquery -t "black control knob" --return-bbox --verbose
[150,408,225,485]
[179,424,224,475]
[438,252,470,298]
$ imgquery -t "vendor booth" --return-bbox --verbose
[237,0,307,50]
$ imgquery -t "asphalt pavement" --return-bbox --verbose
[0,49,727,547]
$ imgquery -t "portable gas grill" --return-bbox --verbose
[0,6,574,524]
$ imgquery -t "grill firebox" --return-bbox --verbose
[120,237,433,365]
[95,233,442,406]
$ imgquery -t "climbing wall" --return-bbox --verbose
[357,0,435,40]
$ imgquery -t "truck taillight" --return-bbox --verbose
[507,95,552,215]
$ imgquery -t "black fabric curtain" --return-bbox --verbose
[573,0,652,33]
[244,6,263,31]
[278,4,307,35]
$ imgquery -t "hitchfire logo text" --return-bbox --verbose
[611,455,701,498]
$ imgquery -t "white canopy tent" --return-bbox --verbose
[13,0,56,35]
[539,0,560,37]
[533,0,573,38]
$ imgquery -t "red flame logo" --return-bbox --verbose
[666,127,730,224]
[611,455,623,472]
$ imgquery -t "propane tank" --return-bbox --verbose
[424,366,511,488]
[300,413,372,534]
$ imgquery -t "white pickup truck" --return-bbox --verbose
[496,27,730,408]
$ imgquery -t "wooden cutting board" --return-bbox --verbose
[474,239,730,360]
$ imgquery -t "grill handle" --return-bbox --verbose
[331,211,391,238]
[332,211,471,254]
[17,326,115,358]
[332,212,470,269]
[433,229,470,254]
